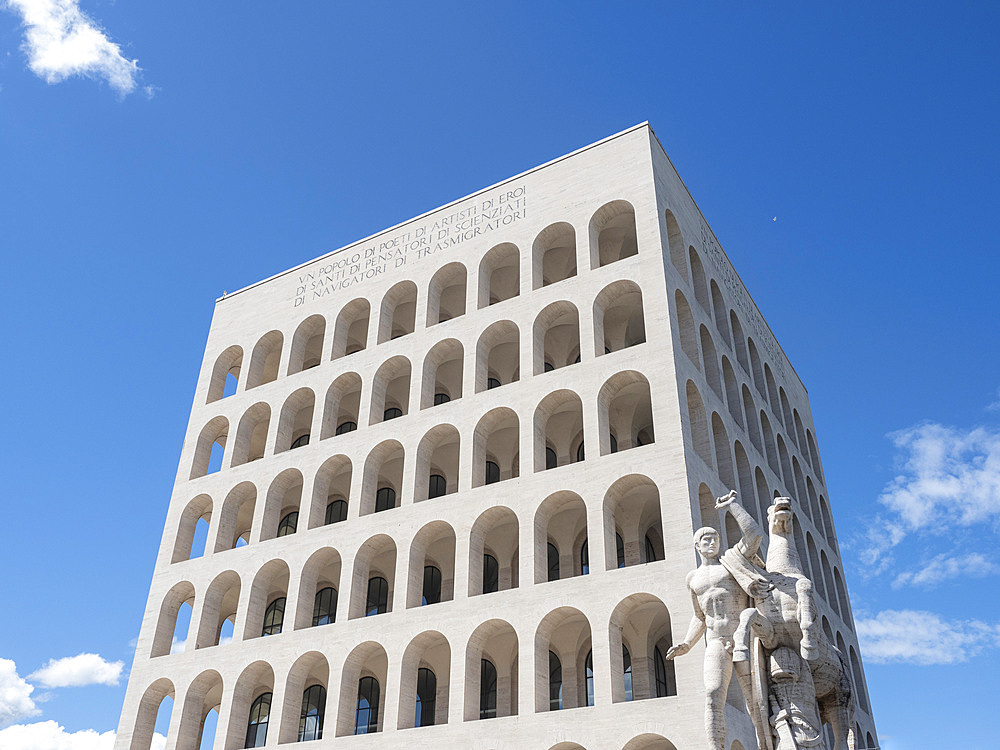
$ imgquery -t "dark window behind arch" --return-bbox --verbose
[487,377,501,390]
[366,577,388,616]
[312,586,336,626]
[576,441,585,462]
[262,597,285,636]
[290,433,310,449]
[383,407,403,421]
[354,676,380,734]
[623,644,633,701]
[645,533,658,563]
[298,684,326,742]
[415,667,436,727]
[335,420,357,435]
[325,499,347,524]
[545,447,557,470]
[616,533,626,568]
[428,473,447,499]
[483,553,499,594]
[277,511,298,537]
[422,565,442,605]
[375,487,396,512]
[245,692,271,748]
[585,649,594,707]
[547,542,560,582]
[433,392,450,406]
[549,650,563,711]
[485,461,500,485]
[580,538,589,575]
[480,659,497,719]
[654,645,670,697]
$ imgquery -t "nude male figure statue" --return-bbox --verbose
[666,490,771,750]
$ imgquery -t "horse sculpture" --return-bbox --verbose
[732,497,855,750]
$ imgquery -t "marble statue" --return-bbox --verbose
[665,490,772,750]
[732,496,855,750]
[668,492,855,750]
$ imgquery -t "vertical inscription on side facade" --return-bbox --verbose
[700,224,788,381]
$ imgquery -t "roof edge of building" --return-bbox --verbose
[216,121,653,304]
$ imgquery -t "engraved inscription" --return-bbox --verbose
[700,225,788,381]
[292,186,527,307]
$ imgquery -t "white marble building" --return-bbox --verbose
[114,123,878,750]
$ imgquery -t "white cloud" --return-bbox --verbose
[856,609,1000,665]
[863,421,1000,565]
[0,722,165,750]
[0,659,39,728]
[0,721,116,750]
[28,653,123,688]
[3,0,140,94]
[892,552,999,588]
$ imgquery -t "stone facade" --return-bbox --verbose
[114,123,877,750]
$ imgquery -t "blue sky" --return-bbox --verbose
[1,2,998,748]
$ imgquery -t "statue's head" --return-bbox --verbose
[693,526,720,559]
[768,496,794,533]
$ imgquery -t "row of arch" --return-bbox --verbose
[160,476,665,656]
[133,594,680,749]
[191,372,654,500]
[676,288,826,506]
[202,282,644,463]
[666,213,824,487]
[685,373,836,552]
[207,201,643,402]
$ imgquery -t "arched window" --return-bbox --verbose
[415,667,437,727]
[422,565,442,605]
[616,533,625,568]
[383,407,403,421]
[290,433,310,449]
[262,598,285,636]
[374,487,396,512]
[547,542,560,582]
[354,676,380,735]
[585,649,595,707]
[335,420,357,435]
[580,538,589,575]
[298,684,326,742]
[277,512,298,537]
[545,447,557,470]
[480,659,497,719]
[325,499,347,525]
[433,392,450,406]
[623,645,633,701]
[483,554,499,594]
[312,587,336,626]
[487,377,501,390]
[610,433,618,453]
[645,534,658,563]
[654,645,669,697]
[485,461,501,485]
[245,692,271,748]
[365,577,388,616]
[576,441,585,462]
[548,651,563,711]
[428,474,447,499]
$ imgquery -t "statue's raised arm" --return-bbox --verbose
[715,489,764,561]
